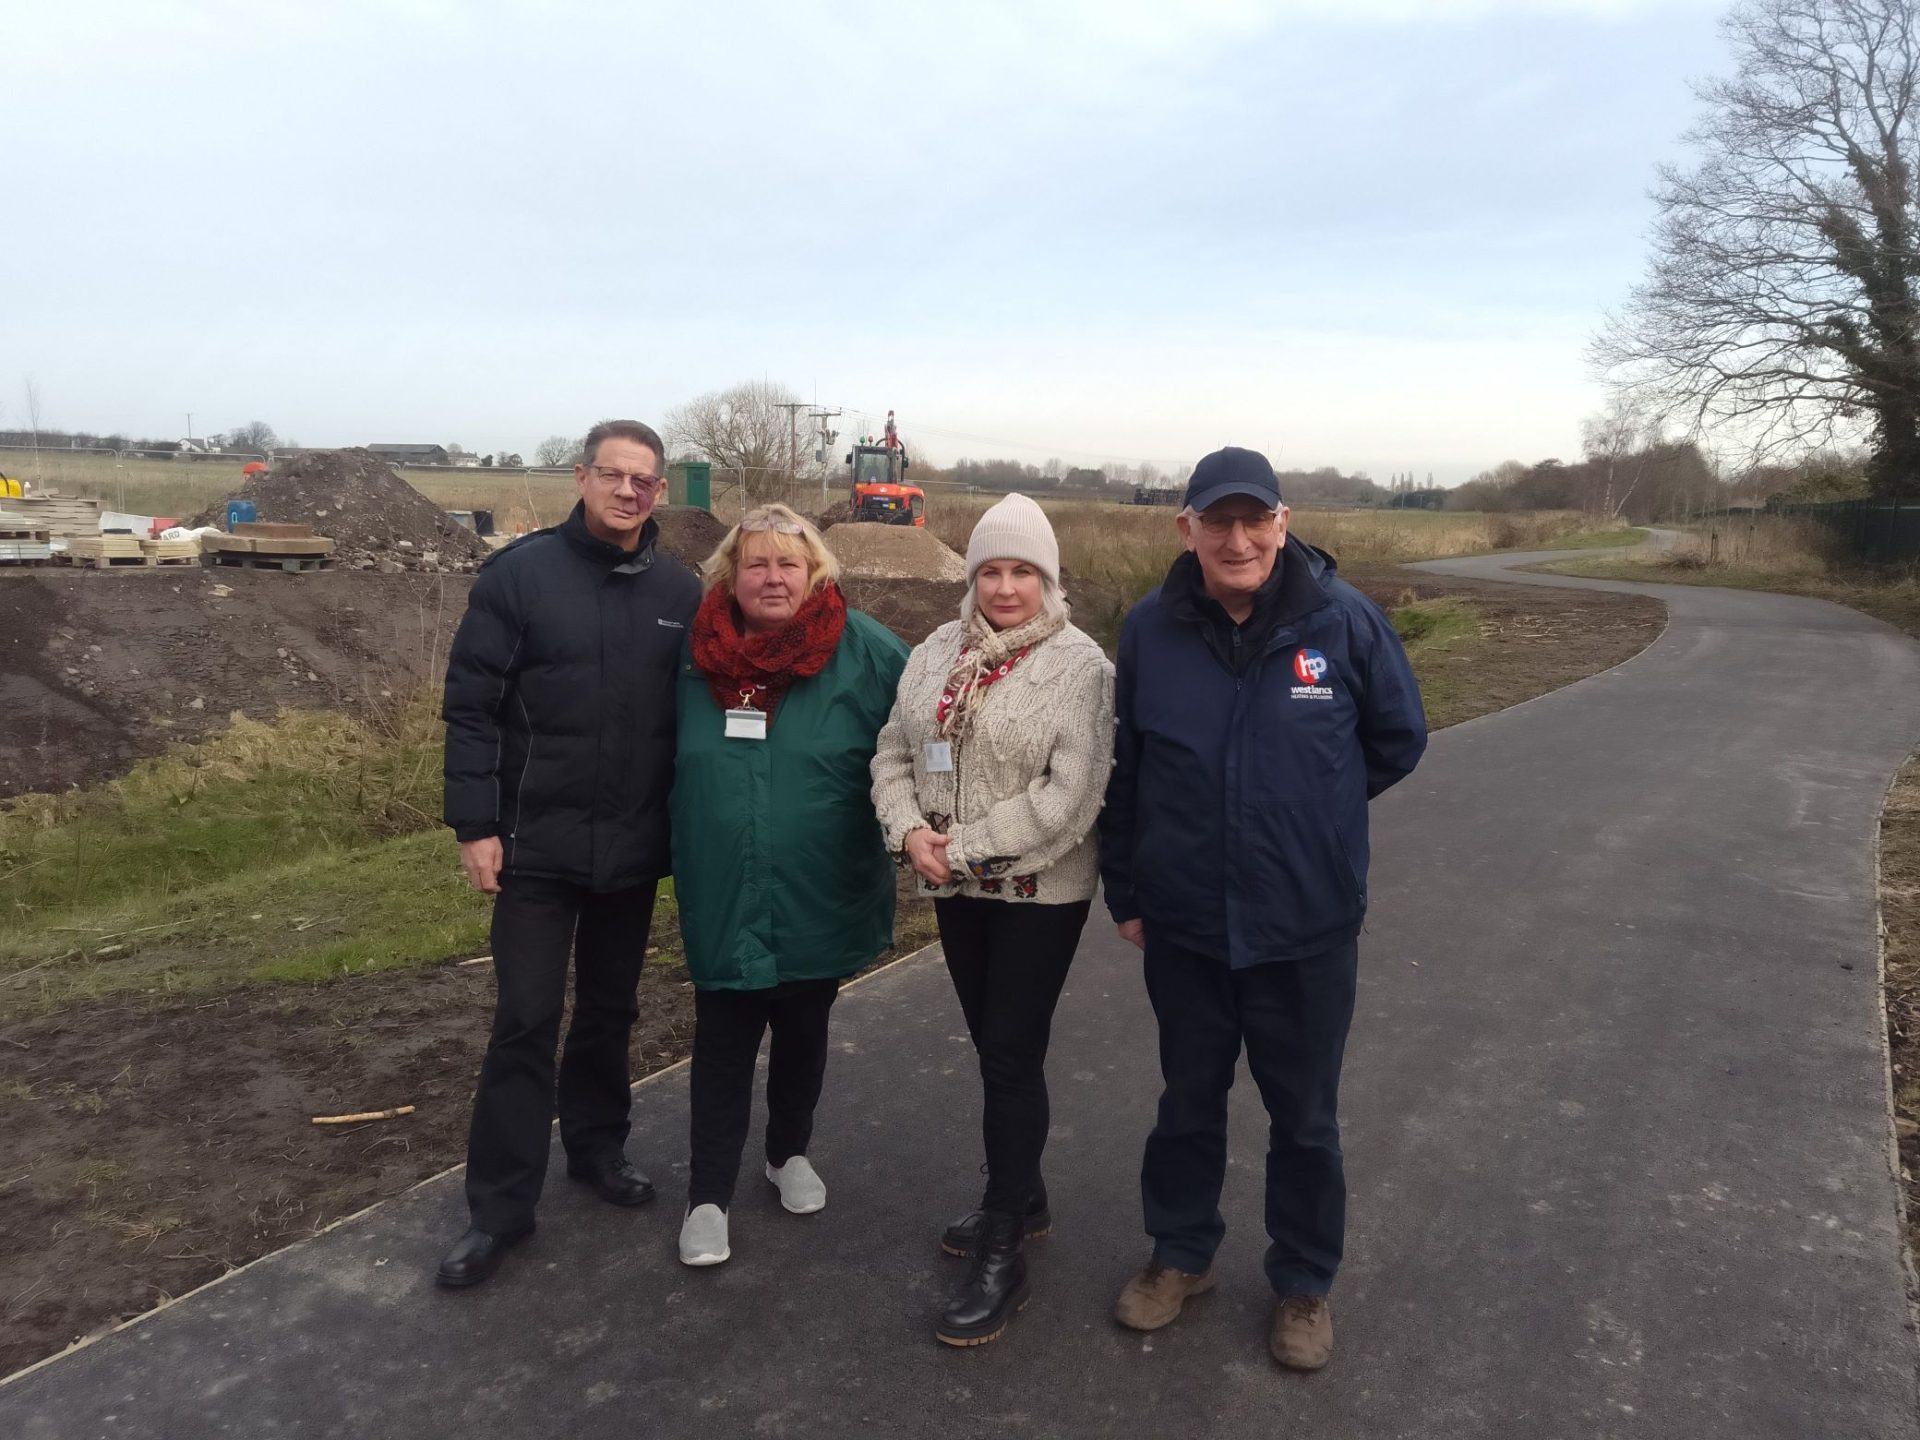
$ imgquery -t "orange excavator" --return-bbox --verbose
[846,409,925,526]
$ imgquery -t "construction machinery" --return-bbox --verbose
[846,409,925,526]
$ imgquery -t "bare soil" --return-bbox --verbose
[0,560,1669,1377]
[0,568,471,799]
[1878,759,1920,1269]
[825,524,969,582]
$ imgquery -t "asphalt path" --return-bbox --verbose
[5,547,1919,1438]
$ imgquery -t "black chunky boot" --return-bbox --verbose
[940,1192,1052,1257]
[936,1210,1029,1347]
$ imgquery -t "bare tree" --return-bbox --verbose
[228,419,277,455]
[663,380,803,501]
[1581,398,1666,518]
[22,378,43,457]
[535,434,581,467]
[1595,0,1920,496]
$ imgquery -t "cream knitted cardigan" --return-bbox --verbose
[870,619,1115,904]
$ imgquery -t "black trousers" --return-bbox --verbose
[464,874,656,1235]
[687,978,841,1209]
[1140,935,1359,1297]
[935,896,1092,1214]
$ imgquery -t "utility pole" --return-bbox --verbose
[809,408,842,507]
[773,401,809,505]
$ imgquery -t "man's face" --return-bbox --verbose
[575,436,663,546]
[1177,495,1287,605]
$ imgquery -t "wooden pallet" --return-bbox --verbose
[60,553,154,570]
[208,551,333,573]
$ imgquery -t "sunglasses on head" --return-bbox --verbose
[739,517,807,535]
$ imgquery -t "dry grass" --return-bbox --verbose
[1542,515,1920,641]
[925,496,1596,600]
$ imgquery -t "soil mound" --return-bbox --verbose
[652,506,727,570]
[195,449,490,573]
[826,524,968,582]
[839,577,966,646]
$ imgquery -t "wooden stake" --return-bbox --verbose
[311,1105,416,1126]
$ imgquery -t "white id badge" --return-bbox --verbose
[725,707,768,741]
[924,740,954,772]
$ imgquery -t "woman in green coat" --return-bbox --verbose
[672,503,908,1268]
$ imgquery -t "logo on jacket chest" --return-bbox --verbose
[1290,648,1334,701]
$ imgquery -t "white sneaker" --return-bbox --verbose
[679,1204,730,1266]
[765,1156,827,1214]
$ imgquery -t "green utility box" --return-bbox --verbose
[668,461,712,510]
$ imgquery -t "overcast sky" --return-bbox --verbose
[10,0,1730,482]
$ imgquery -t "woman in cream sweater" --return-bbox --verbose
[871,492,1115,1348]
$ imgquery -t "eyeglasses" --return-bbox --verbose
[739,517,807,535]
[589,465,665,494]
[1194,509,1280,537]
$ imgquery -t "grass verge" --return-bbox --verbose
[1536,526,1649,550]
[1541,555,1920,641]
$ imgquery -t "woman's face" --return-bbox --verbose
[734,534,810,632]
[975,559,1044,631]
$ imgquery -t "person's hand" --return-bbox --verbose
[459,837,504,894]
[1116,919,1145,950]
[903,828,955,887]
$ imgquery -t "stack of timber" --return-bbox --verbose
[0,515,54,566]
[140,536,201,567]
[0,493,102,540]
[204,520,336,572]
[63,534,149,570]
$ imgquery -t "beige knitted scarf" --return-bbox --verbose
[937,608,1066,740]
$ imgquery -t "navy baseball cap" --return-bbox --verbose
[1182,447,1282,513]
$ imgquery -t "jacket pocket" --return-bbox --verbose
[1241,803,1363,932]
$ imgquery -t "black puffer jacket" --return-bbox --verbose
[442,503,702,892]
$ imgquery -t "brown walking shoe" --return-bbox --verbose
[1269,1295,1333,1370]
[1113,1260,1216,1331]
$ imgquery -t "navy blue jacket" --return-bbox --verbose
[1099,537,1427,967]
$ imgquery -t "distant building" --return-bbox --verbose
[177,438,222,455]
[367,443,450,465]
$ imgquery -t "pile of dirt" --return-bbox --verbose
[839,577,967,645]
[194,449,491,573]
[0,568,475,798]
[825,523,969,581]
[651,505,727,569]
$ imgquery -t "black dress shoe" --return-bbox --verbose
[435,1225,532,1289]
[567,1157,657,1207]
[936,1210,1029,1346]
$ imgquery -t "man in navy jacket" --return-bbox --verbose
[1099,446,1426,1370]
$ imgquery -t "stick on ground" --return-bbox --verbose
[310,1106,416,1126]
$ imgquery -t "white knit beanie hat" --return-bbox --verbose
[965,493,1059,587]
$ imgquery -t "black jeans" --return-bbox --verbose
[687,978,841,1209]
[1140,935,1359,1297]
[464,873,657,1235]
[935,896,1092,1214]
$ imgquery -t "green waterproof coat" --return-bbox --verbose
[672,608,910,991]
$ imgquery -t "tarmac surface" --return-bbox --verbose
[5,547,1920,1438]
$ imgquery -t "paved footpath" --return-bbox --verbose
[5,552,1919,1439]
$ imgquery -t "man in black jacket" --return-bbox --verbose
[436,419,701,1288]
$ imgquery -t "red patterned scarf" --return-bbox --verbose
[691,581,847,725]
